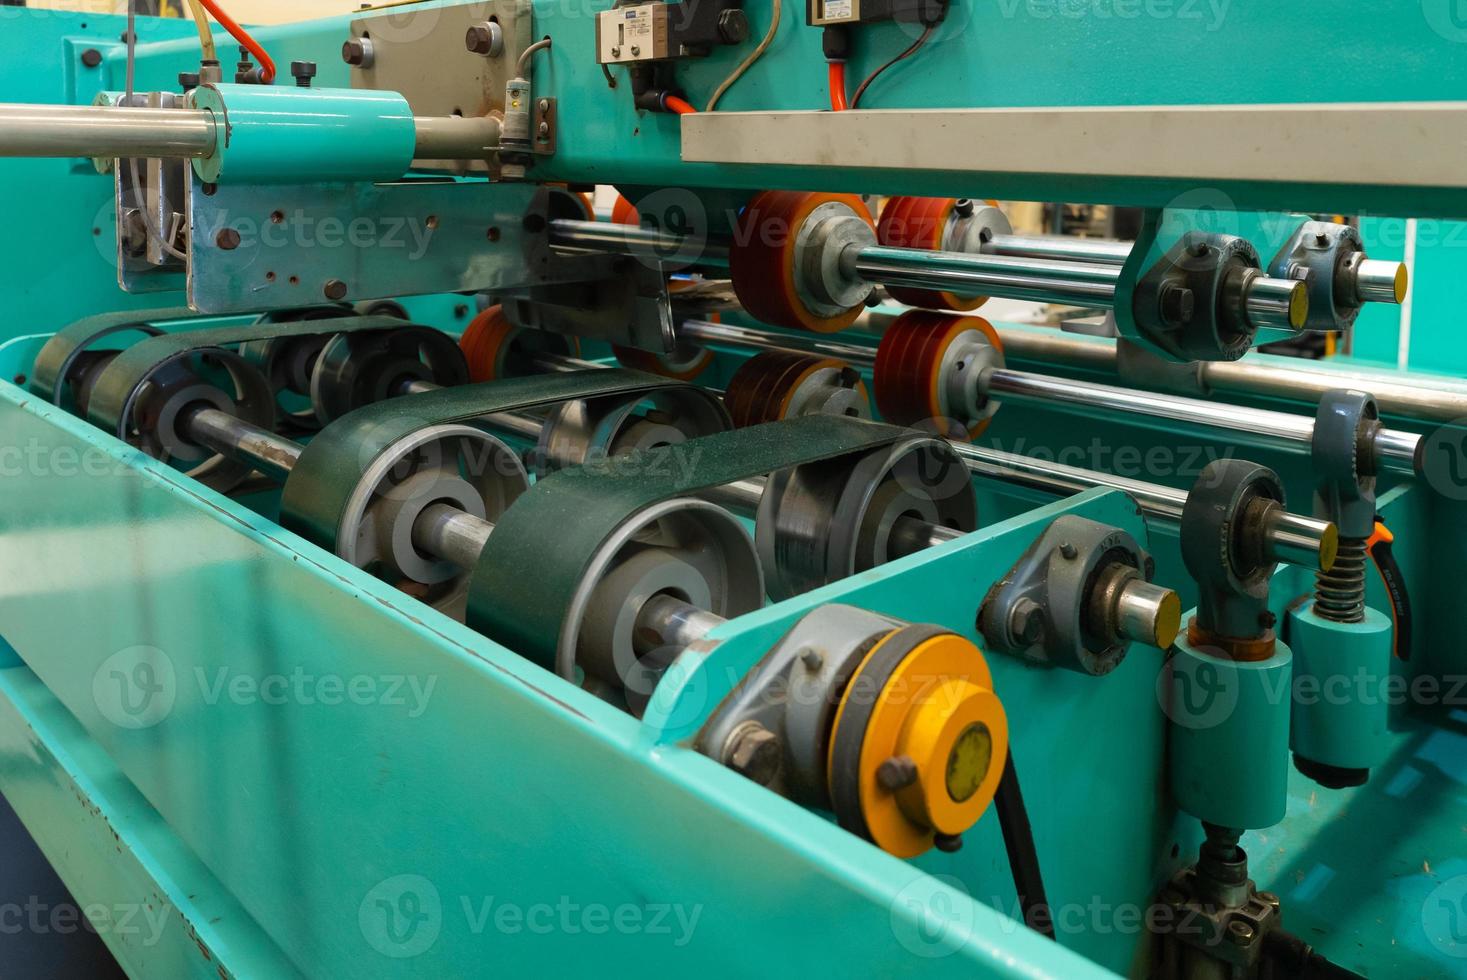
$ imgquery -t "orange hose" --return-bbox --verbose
[664,95,698,115]
[828,62,848,111]
[196,0,276,83]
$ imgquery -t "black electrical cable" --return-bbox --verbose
[993,748,1055,939]
[850,23,935,109]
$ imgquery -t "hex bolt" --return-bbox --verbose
[723,722,781,785]
[323,279,348,301]
[1190,240,1210,258]
[80,49,103,69]
[1008,597,1044,645]
[1160,282,1196,324]
[630,45,641,56]
[1227,920,1255,945]
[1060,542,1078,560]
[178,71,201,92]
[611,45,622,57]
[291,61,317,87]
[342,37,375,68]
[465,22,503,57]
[215,228,241,250]
[799,648,823,671]
[954,198,975,217]
[1258,891,1281,912]
[717,8,750,43]
[933,833,964,853]
[876,755,918,791]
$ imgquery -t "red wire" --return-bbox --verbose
[663,95,698,115]
[828,62,848,112]
[196,0,277,83]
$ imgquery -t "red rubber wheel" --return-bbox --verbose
[611,343,715,381]
[876,197,990,312]
[729,191,875,333]
[460,305,579,382]
[873,310,1003,440]
[611,194,640,226]
[724,350,866,428]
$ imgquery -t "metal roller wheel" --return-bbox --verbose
[311,325,469,425]
[334,423,529,612]
[565,498,764,710]
[115,347,276,492]
[757,435,977,600]
[536,387,732,475]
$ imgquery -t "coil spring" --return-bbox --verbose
[1314,536,1368,623]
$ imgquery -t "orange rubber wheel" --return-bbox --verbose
[873,310,1003,440]
[460,305,579,382]
[724,350,867,428]
[611,343,715,381]
[611,194,640,226]
[729,191,875,333]
[877,197,989,312]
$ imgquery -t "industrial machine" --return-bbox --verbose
[0,2,1464,976]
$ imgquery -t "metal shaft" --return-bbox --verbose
[185,407,302,481]
[992,326,1467,426]
[548,219,1304,329]
[986,233,1133,265]
[0,102,499,164]
[412,115,501,160]
[0,103,217,159]
[677,318,1421,476]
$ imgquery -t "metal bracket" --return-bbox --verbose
[346,0,532,175]
[185,178,554,314]
[497,254,676,351]
[1268,220,1365,333]
[1312,389,1379,539]
[978,514,1162,675]
[695,604,902,803]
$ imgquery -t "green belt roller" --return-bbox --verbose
[467,413,949,681]
[278,368,732,562]
[29,305,197,409]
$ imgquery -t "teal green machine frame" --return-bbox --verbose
[3,4,1467,978]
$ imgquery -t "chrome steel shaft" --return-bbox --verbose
[548,219,1305,329]
[0,102,500,163]
[992,326,1467,425]
[677,319,1422,476]
[0,103,216,159]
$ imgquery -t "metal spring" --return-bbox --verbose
[1314,537,1368,623]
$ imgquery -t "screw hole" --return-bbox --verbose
[270,210,284,224]
[426,215,439,230]
[486,226,501,242]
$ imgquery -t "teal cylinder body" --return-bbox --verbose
[187,84,416,185]
[1288,601,1393,772]
[1166,621,1292,829]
